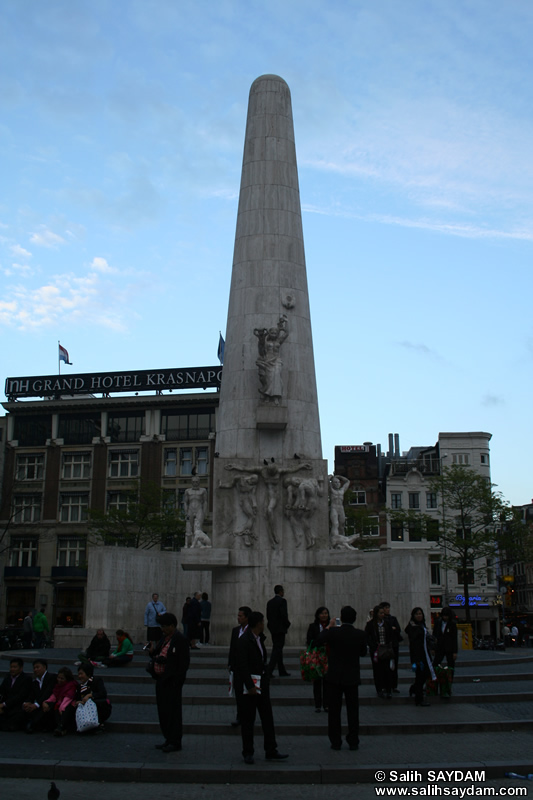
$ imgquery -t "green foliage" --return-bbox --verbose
[89,480,185,550]
[344,491,382,550]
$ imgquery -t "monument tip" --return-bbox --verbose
[250,74,289,90]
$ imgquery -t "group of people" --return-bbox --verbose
[0,657,111,735]
[76,628,134,669]
[19,608,50,649]
[146,591,211,650]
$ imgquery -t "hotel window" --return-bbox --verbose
[196,447,209,476]
[408,492,420,509]
[13,415,52,446]
[160,409,215,441]
[361,515,379,537]
[58,414,101,445]
[426,492,438,509]
[390,493,402,509]
[57,537,86,567]
[109,450,139,478]
[10,537,38,567]
[16,454,44,481]
[180,448,193,476]
[62,452,91,479]
[60,493,89,523]
[349,491,366,505]
[107,412,145,443]
[164,449,178,477]
[107,492,131,513]
[13,495,41,523]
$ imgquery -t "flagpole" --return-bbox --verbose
[58,340,61,375]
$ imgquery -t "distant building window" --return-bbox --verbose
[60,493,89,523]
[13,495,41,523]
[109,451,139,478]
[391,525,404,542]
[452,454,470,465]
[196,447,209,476]
[180,448,193,476]
[349,491,366,505]
[13,415,52,446]
[408,521,423,542]
[58,414,101,445]
[107,492,130,512]
[10,537,38,567]
[457,566,475,585]
[164,449,178,477]
[408,493,420,510]
[430,562,441,585]
[390,493,402,509]
[480,454,489,465]
[361,515,379,537]
[57,537,86,567]
[108,413,145,443]
[426,492,438,509]
[62,452,91,479]
[16,454,44,481]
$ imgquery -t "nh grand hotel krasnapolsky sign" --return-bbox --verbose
[4,366,222,400]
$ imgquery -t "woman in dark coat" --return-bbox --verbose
[365,604,394,698]
[405,607,436,707]
[432,607,458,669]
[306,606,330,712]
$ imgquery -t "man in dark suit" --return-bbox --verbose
[234,611,288,765]
[380,601,403,693]
[318,605,367,751]
[228,605,252,727]
[266,585,291,677]
[0,657,32,731]
[22,658,57,733]
[149,612,190,752]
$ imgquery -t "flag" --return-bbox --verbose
[217,333,225,365]
[59,344,72,365]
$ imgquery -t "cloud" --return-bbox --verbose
[398,341,444,361]
[30,225,66,248]
[90,257,115,274]
[3,262,33,277]
[482,393,505,407]
[10,244,32,259]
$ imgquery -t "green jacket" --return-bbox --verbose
[33,612,49,633]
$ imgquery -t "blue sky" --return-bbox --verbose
[1,1,532,504]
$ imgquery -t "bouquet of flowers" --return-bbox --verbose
[299,645,328,682]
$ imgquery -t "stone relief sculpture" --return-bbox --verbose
[284,474,324,549]
[191,520,212,549]
[183,476,208,549]
[328,474,359,550]
[253,314,289,405]
[218,473,259,548]
[225,461,311,547]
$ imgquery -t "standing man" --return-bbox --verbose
[149,612,190,753]
[144,593,167,642]
[187,592,202,649]
[234,611,288,765]
[266,585,291,677]
[32,608,50,649]
[228,606,252,727]
[200,592,212,645]
[318,606,367,751]
[379,601,403,694]
[432,607,458,668]
[22,610,34,649]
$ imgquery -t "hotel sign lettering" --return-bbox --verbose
[5,366,222,399]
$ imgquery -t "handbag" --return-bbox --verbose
[75,698,100,732]
[300,645,328,681]
[377,643,394,662]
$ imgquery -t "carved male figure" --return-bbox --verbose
[253,315,289,405]
[183,476,208,548]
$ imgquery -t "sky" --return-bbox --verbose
[1,0,532,505]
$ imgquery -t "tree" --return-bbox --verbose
[89,480,186,550]
[388,465,507,622]
[343,491,384,550]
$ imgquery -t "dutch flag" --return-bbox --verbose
[59,344,72,365]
